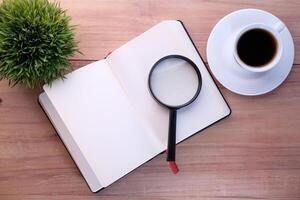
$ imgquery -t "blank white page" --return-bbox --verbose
[43,60,161,187]
[107,20,230,148]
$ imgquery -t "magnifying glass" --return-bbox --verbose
[148,55,202,174]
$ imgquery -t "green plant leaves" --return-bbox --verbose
[0,0,78,88]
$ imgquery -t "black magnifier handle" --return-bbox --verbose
[167,109,178,173]
[167,109,176,161]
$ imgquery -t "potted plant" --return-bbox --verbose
[0,0,78,88]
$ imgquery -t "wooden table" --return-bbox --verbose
[1,0,300,199]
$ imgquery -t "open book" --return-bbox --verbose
[39,20,231,192]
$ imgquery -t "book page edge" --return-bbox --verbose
[38,92,103,192]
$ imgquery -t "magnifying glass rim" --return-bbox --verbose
[148,54,202,109]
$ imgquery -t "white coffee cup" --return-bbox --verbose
[233,21,285,73]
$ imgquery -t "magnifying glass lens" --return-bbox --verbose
[149,58,199,107]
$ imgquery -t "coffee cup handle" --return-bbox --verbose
[273,21,285,33]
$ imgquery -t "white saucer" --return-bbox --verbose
[207,9,295,96]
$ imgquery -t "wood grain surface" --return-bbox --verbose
[0,0,300,199]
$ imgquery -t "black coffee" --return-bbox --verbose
[237,28,277,67]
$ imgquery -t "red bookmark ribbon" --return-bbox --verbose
[169,161,179,174]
